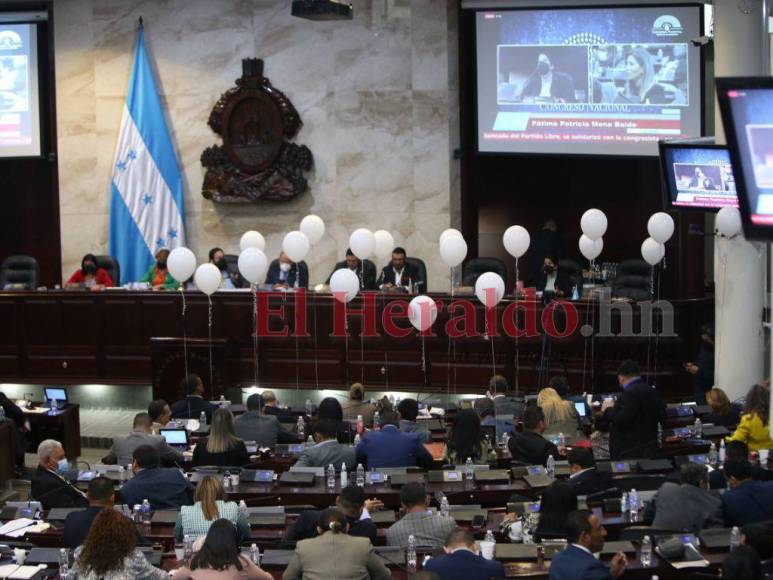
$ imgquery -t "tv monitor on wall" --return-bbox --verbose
[475,4,704,156]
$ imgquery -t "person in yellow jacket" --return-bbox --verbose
[727,383,772,452]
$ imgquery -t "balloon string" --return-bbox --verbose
[653,264,662,385]
[180,286,189,379]
[344,302,350,386]
[514,257,519,396]
[421,334,426,375]
[488,315,496,379]
[382,292,389,389]
[253,284,259,388]
[208,295,214,393]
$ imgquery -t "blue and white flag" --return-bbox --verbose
[109,24,185,284]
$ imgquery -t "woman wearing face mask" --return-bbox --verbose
[140,248,178,290]
[65,254,114,289]
[536,255,573,298]
[622,47,668,105]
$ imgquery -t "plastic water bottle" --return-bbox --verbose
[250,543,261,565]
[133,503,142,523]
[326,464,335,489]
[440,496,450,518]
[572,285,579,300]
[709,442,718,466]
[199,410,207,427]
[58,547,69,576]
[118,465,126,483]
[629,488,639,521]
[141,499,152,524]
[694,418,702,438]
[356,463,365,487]
[50,398,58,414]
[501,431,510,449]
[354,433,361,446]
[183,535,193,563]
[223,471,231,490]
[719,439,726,465]
[621,492,629,515]
[640,535,652,566]
[407,534,417,574]
[657,422,663,446]
[373,411,381,430]
[297,416,305,439]
[557,432,566,448]
[546,454,555,479]
[340,463,348,487]
[464,457,475,481]
[305,399,313,416]
[730,526,741,549]
[306,435,314,448]
[483,530,496,559]
[356,414,364,434]
[239,500,248,519]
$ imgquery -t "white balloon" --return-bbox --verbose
[300,215,325,245]
[439,228,463,246]
[408,295,438,332]
[578,235,604,261]
[349,228,376,259]
[716,207,743,238]
[373,230,395,260]
[475,272,506,308]
[237,248,268,285]
[439,235,467,268]
[502,225,530,258]
[647,212,675,244]
[240,231,266,252]
[641,237,665,266]
[581,209,608,241]
[329,268,360,303]
[167,247,196,284]
[194,263,221,296]
[282,231,310,262]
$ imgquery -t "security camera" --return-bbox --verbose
[691,36,712,47]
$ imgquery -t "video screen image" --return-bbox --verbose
[0,23,41,157]
[476,6,703,156]
[662,146,738,210]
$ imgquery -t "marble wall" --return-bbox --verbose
[54,0,459,291]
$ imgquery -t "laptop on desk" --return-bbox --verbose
[159,428,189,451]
[44,387,68,409]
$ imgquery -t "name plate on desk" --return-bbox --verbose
[474,469,510,483]
[427,470,462,483]
[367,471,386,484]
[389,473,425,487]
[242,469,275,483]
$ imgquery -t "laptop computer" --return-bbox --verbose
[159,428,189,450]
[44,387,67,408]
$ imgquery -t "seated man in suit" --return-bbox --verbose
[396,399,431,443]
[424,528,505,580]
[259,390,294,422]
[170,373,217,421]
[566,447,614,498]
[643,463,722,533]
[103,412,184,466]
[709,440,773,489]
[234,393,297,446]
[355,411,434,470]
[265,251,308,289]
[148,399,173,434]
[31,439,88,510]
[535,254,573,299]
[508,406,561,467]
[296,419,356,470]
[722,458,773,527]
[549,510,627,580]
[285,484,378,544]
[386,483,456,549]
[63,477,115,548]
[377,247,419,292]
[327,248,376,291]
[119,445,193,510]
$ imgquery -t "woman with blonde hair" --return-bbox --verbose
[536,387,582,438]
[192,408,250,467]
[175,475,250,542]
[704,388,741,428]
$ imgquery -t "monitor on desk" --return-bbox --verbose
[159,428,189,447]
[574,401,587,418]
[44,387,67,405]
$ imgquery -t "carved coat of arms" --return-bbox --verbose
[201,58,313,203]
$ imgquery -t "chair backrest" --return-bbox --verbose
[612,259,652,301]
[406,257,427,293]
[223,254,248,288]
[463,257,507,287]
[0,255,40,289]
[95,255,120,286]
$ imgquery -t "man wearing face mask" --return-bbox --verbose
[208,247,237,289]
[536,255,573,298]
[265,251,308,289]
[65,253,114,289]
[521,53,577,103]
[31,439,88,509]
[326,248,377,290]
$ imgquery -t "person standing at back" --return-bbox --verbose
[601,360,663,459]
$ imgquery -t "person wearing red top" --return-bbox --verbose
[66,254,113,289]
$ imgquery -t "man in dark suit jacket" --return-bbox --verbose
[521,54,577,103]
[722,459,773,527]
[424,528,505,580]
[264,252,308,289]
[377,247,420,292]
[355,411,434,469]
[326,248,377,291]
[234,393,297,446]
[31,439,88,510]
[170,374,217,421]
[285,484,378,544]
[601,360,663,459]
[63,477,114,548]
[535,255,574,298]
[508,406,561,467]
[566,448,614,498]
[119,445,193,510]
[549,510,627,580]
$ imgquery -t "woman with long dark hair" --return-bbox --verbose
[70,508,167,579]
[192,408,250,467]
[728,383,772,452]
[172,519,271,579]
[65,253,114,289]
[443,409,495,465]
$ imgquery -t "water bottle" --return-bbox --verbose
[719,439,726,465]
[58,547,69,576]
[572,285,579,300]
[183,535,194,563]
[464,457,475,481]
[373,411,381,430]
[239,500,248,519]
[306,435,314,448]
[250,543,261,565]
[223,471,231,490]
[640,535,652,566]
[50,397,58,414]
[407,534,417,574]
[118,465,126,483]
[199,410,207,427]
[730,526,741,549]
[694,418,702,438]
[356,463,365,487]
[305,399,313,416]
[297,416,305,439]
[629,488,639,521]
[709,442,718,466]
[501,431,510,449]
[133,503,142,523]
[141,499,152,524]
[483,530,496,560]
[340,463,348,487]
[546,454,555,479]
[354,433,361,446]
[356,414,364,434]
[327,464,336,489]
[621,492,629,515]
[657,422,663,446]
[440,496,450,518]
[557,432,566,448]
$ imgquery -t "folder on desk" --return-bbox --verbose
[150,510,179,525]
